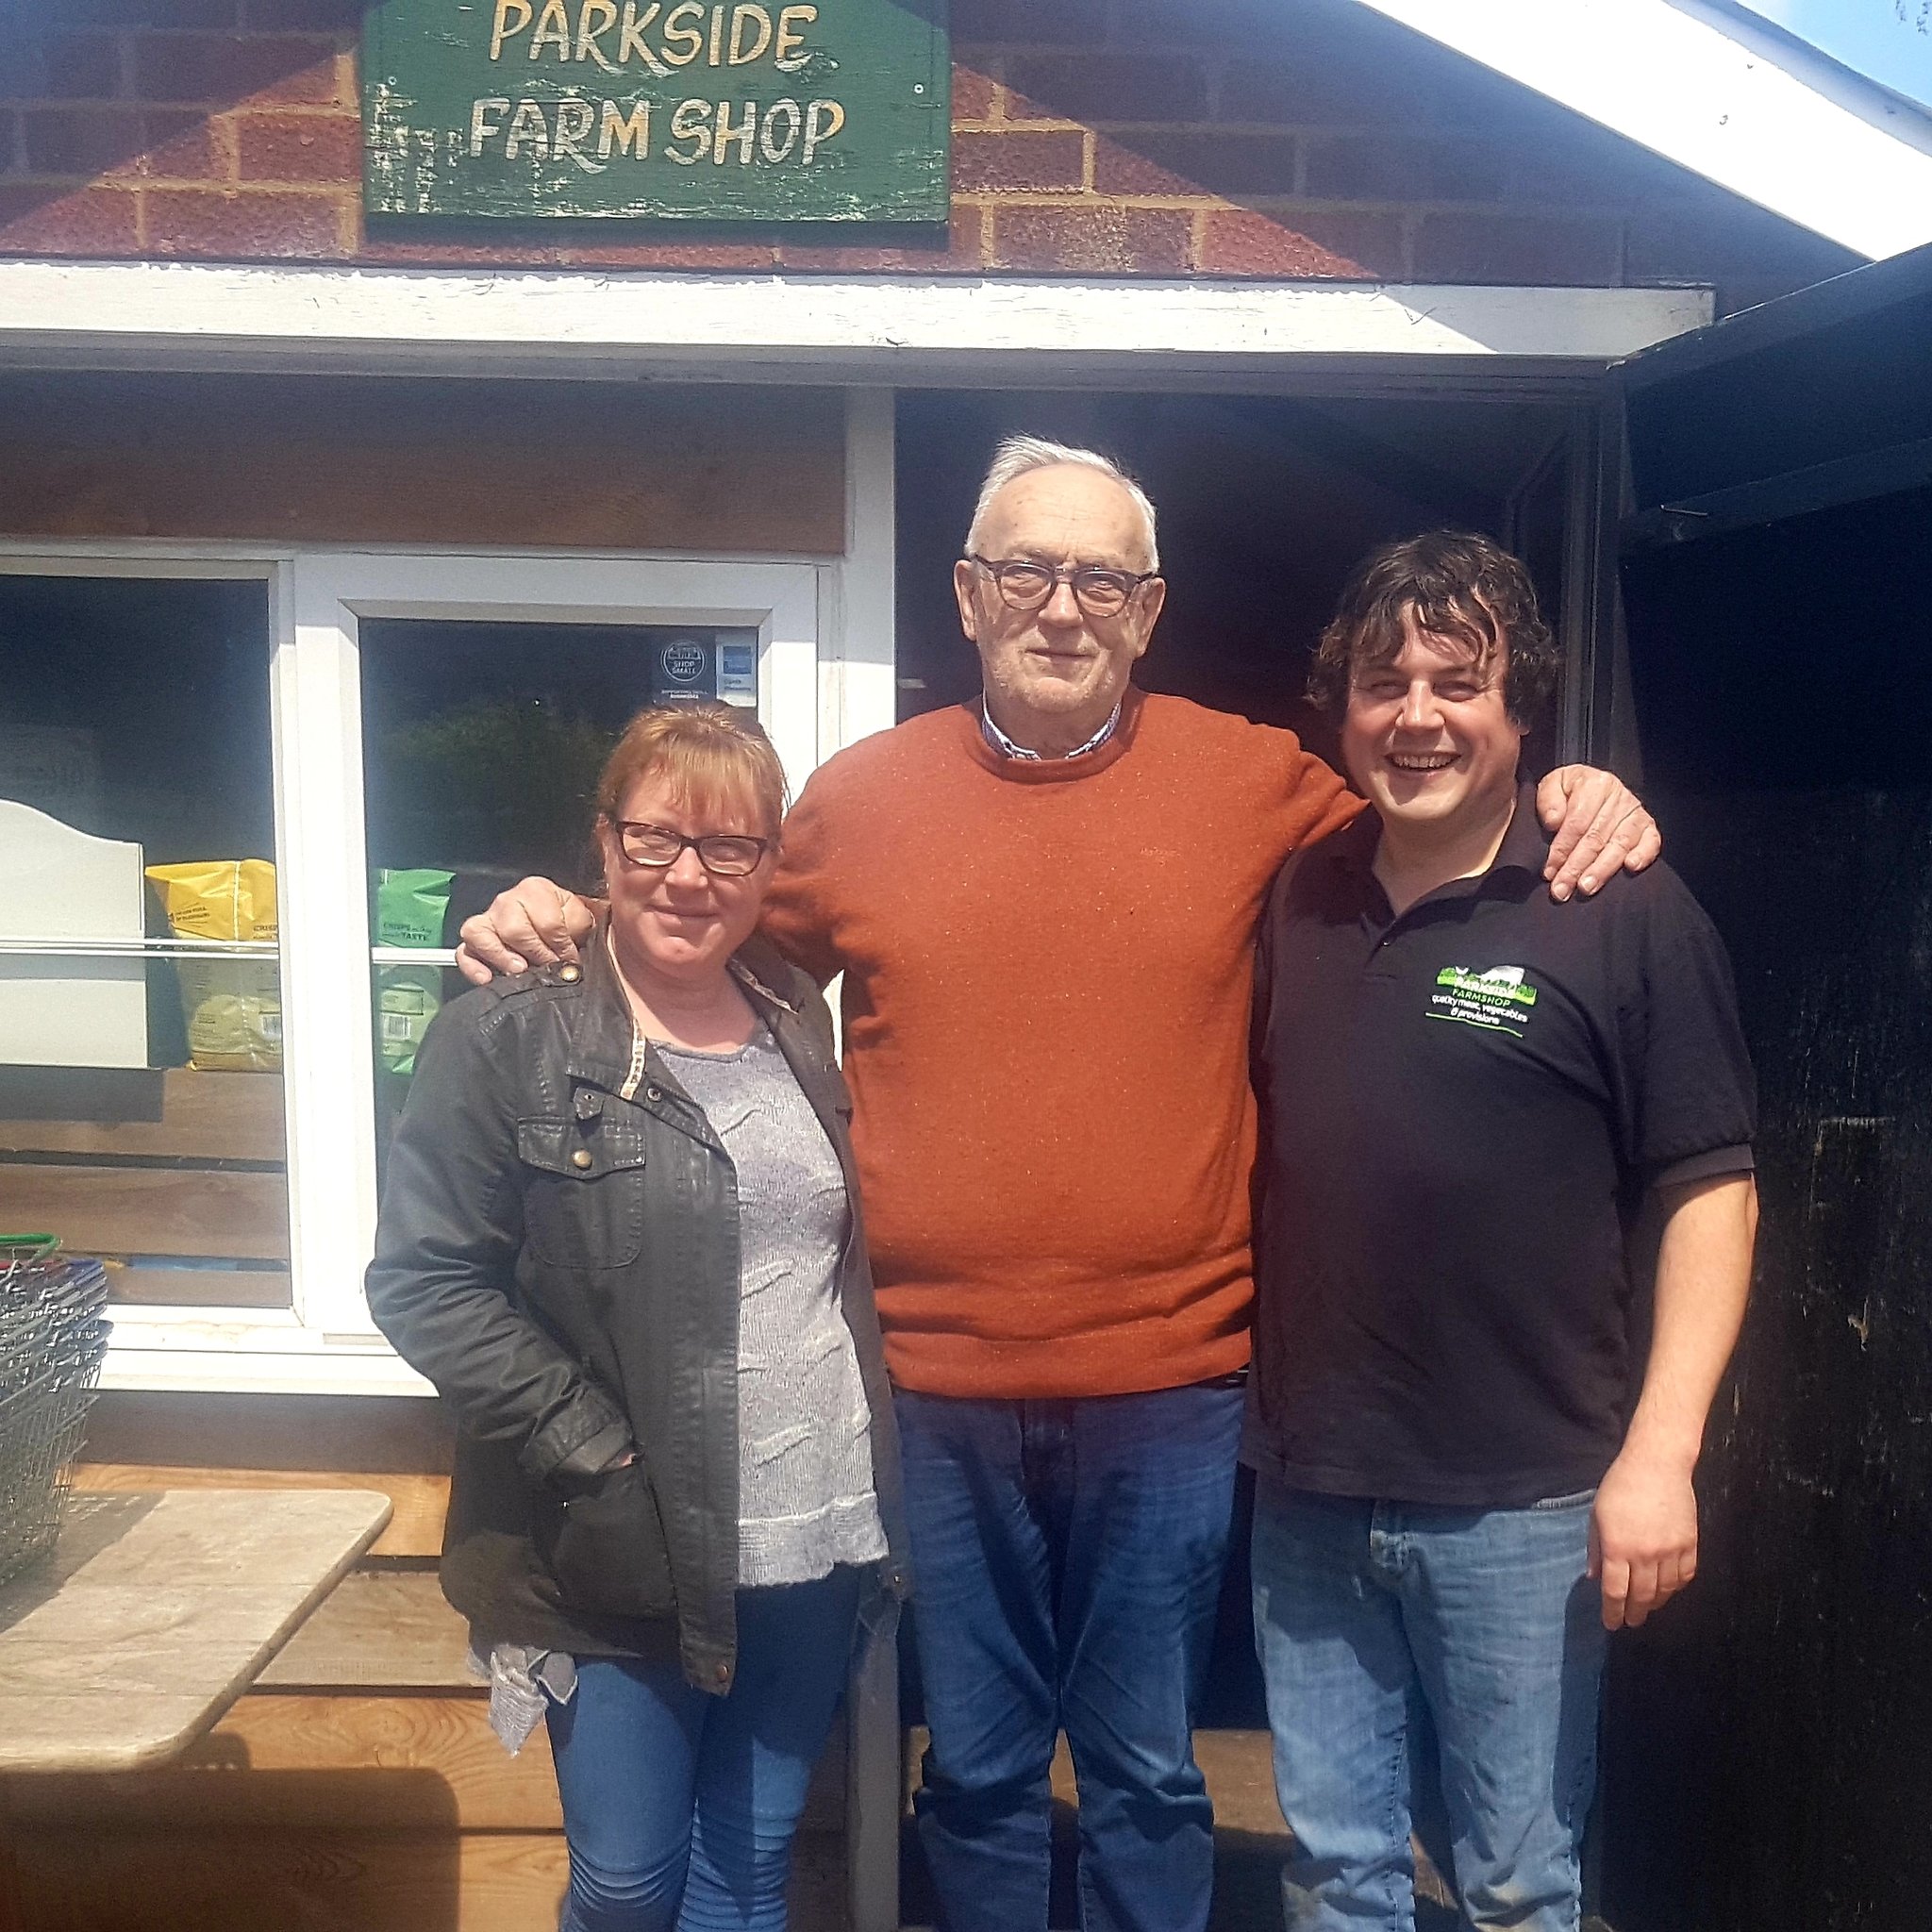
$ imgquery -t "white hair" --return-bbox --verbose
[964,435,1160,572]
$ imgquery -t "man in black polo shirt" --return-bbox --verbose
[1247,531,1758,1932]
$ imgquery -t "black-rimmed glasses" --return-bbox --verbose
[612,821,771,877]
[966,554,1159,619]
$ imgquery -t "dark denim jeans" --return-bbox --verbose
[896,1381,1246,1932]
[1251,1479,1607,1932]
[545,1569,860,1932]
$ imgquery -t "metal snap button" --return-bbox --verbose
[570,1149,593,1170]
[645,1086,663,1103]
[712,1662,731,1686]
[558,963,581,983]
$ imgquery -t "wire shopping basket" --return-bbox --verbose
[0,1237,110,1588]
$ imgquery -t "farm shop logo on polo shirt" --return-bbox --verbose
[1430,965,1539,1038]
[363,0,950,224]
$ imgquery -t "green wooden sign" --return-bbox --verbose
[363,0,949,223]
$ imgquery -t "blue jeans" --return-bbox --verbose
[1250,1479,1607,1932]
[897,1381,1245,1932]
[545,1569,860,1932]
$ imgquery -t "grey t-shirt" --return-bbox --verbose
[659,1026,888,1588]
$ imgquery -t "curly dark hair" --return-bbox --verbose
[1306,530,1558,731]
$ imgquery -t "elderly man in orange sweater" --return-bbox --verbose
[457,437,1657,1932]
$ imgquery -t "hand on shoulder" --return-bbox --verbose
[455,878,601,986]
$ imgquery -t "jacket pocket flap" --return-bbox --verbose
[517,1117,647,1177]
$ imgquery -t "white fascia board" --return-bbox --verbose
[1349,0,1932,261]
[0,259,1711,382]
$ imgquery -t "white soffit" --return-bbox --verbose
[1349,0,1932,261]
[0,259,1709,381]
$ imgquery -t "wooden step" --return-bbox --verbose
[10,1568,845,1834]
[72,1468,450,1561]
[7,1695,563,1833]
[15,1828,568,1932]
[17,1825,849,1932]
[258,1568,472,1690]
[75,1395,458,1559]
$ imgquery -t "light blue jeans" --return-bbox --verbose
[1250,1478,1607,1932]
[546,1569,860,1932]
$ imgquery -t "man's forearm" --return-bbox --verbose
[1624,1173,1758,1469]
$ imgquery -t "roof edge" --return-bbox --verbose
[1346,0,1932,260]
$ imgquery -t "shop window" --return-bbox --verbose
[0,546,824,1389]
[0,574,291,1312]
[358,619,761,1181]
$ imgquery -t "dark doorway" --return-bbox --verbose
[1601,484,1932,1932]
[889,386,1589,1840]
[1596,245,1932,1932]
[894,388,1581,777]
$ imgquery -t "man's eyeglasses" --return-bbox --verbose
[611,822,771,877]
[966,554,1159,619]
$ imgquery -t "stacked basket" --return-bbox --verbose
[0,1238,109,1589]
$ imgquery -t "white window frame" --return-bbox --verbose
[0,525,889,1394]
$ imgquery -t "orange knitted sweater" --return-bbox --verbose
[761,690,1362,1399]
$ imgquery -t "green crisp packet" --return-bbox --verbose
[375,869,456,948]
[375,869,455,1076]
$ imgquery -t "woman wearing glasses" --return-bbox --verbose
[367,702,908,1932]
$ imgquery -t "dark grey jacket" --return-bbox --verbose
[365,932,909,1694]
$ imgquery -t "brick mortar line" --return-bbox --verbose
[142,181,358,198]
[107,29,347,44]
[959,193,1226,208]
[9,108,361,127]
[1018,120,1567,138]
[957,192,1637,217]
[977,43,1229,55]
[115,100,357,111]
[953,119,1085,132]
[991,117,1105,132]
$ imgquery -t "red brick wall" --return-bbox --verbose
[1,0,1855,310]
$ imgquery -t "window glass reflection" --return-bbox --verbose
[0,576,289,1310]
[358,619,759,1179]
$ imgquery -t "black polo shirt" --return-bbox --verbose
[1244,783,1756,1508]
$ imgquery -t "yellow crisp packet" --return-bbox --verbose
[144,859,277,943]
[145,860,281,1072]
